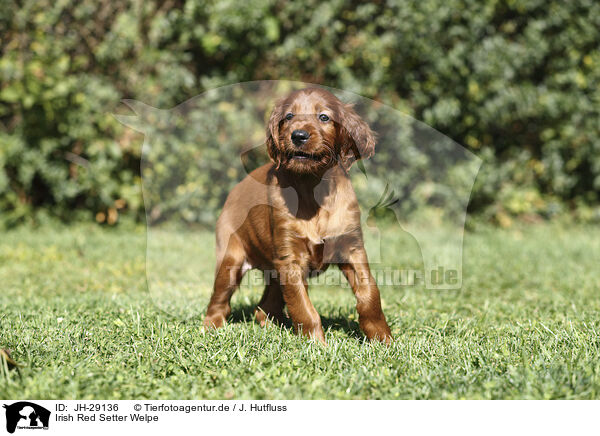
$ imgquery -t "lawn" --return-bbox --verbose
[1,222,599,399]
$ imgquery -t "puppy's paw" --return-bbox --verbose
[254,307,286,327]
[296,325,327,346]
[310,328,327,346]
[361,320,393,345]
[203,314,227,329]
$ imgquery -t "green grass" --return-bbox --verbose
[1,222,600,399]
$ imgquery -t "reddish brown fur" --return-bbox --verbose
[204,88,392,344]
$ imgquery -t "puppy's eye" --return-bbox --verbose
[285,113,294,120]
[319,114,330,122]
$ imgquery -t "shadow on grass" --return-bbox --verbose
[229,302,363,340]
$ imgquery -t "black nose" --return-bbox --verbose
[291,129,310,146]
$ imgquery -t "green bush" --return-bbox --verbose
[1,0,599,227]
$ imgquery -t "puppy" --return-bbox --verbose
[204,87,392,344]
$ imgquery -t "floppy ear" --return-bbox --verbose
[337,103,376,170]
[266,99,285,168]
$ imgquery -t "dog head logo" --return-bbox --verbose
[115,81,481,319]
[3,402,50,433]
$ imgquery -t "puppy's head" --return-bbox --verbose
[266,88,375,175]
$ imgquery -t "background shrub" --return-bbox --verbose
[1,0,599,227]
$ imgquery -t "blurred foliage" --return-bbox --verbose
[118,83,479,232]
[1,0,599,227]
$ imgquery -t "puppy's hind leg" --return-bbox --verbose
[204,236,246,329]
[255,276,286,327]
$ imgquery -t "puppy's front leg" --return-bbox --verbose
[339,248,393,344]
[276,262,326,344]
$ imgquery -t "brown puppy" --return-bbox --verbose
[204,88,392,344]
